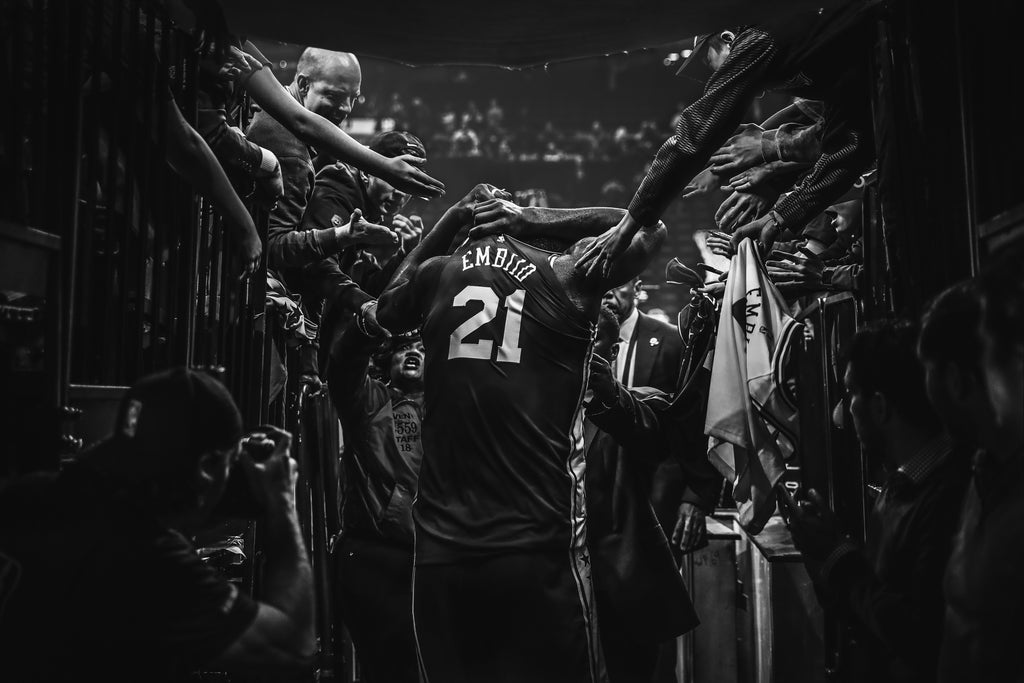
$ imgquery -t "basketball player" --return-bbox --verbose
[377,186,666,683]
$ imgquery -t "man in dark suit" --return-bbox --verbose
[604,277,722,683]
[603,278,715,555]
[603,277,681,393]
[585,305,698,683]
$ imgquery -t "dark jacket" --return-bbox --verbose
[585,384,699,643]
[940,450,1024,682]
[301,163,410,374]
[627,311,723,544]
[626,311,682,394]
[245,107,345,270]
[823,448,970,683]
[327,322,423,546]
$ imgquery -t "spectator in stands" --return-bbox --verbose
[70,0,266,275]
[780,320,968,683]
[451,114,482,157]
[0,368,313,681]
[298,131,430,348]
[577,1,877,276]
[167,2,445,210]
[327,325,426,683]
[195,46,284,213]
[485,98,505,129]
[939,251,1024,681]
[244,47,439,273]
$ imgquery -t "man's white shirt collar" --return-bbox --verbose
[619,307,639,344]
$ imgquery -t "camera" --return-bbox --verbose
[210,430,279,520]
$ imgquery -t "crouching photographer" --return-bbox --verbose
[0,367,314,682]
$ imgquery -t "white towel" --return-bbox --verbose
[705,239,801,533]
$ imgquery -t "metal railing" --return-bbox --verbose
[2,2,343,679]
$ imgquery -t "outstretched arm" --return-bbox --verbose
[575,29,778,276]
[567,220,667,292]
[730,86,874,252]
[163,99,261,276]
[470,201,629,242]
[239,42,444,200]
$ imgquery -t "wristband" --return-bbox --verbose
[355,300,379,337]
[258,146,280,173]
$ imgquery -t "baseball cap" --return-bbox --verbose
[109,367,243,476]
[675,29,737,80]
[368,130,426,160]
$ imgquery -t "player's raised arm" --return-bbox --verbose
[469,201,628,243]
[377,183,509,333]
[567,219,667,293]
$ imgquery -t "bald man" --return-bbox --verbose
[292,48,362,128]
[247,48,369,272]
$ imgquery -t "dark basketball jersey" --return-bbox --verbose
[416,235,596,563]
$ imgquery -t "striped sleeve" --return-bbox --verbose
[772,88,874,235]
[627,29,778,226]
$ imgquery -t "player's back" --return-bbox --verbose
[417,234,595,563]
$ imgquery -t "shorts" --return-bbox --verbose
[413,547,605,683]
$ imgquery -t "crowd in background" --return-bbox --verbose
[358,91,675,161]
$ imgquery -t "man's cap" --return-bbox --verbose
[110,367,243,476]
[381,330,422,357]
[368,130,426,161]
[675,33,714,77]
[675,29,740,80]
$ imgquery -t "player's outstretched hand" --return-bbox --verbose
[574,213,641,279]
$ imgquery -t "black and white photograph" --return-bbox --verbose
[0,0,1021,681]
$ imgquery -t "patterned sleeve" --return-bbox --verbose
[627,29,778,226]
[772,82,875,234]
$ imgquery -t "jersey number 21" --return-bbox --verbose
[448,285,525,364]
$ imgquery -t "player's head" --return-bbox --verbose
[383,332,425,389]
[602,277,643,322]
[293,48,361,125]
[361,130,426,221]
[593,303,621,362]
